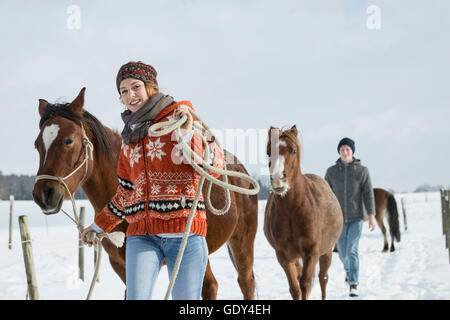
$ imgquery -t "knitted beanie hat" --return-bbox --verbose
[337,137,355,154]
[116,61,158,93]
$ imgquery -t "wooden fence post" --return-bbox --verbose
[447,204,450,263]
[18,215,39,300]
[447,201,450,263]
[8,195,14,250]
[445,190,450,263]
[79,206,85,281]
[441,189,446,235]
[445,191,450,250]
[445,190,449,249]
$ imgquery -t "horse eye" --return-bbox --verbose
[64,138,74,146]
[291,150,297,155]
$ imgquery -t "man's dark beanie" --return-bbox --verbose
[337,137,355,154]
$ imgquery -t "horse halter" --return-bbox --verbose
[35,122,94,231]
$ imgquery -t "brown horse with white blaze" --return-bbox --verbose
[32,88,258,299]
[374,188,401,252]
[264,125,343,300]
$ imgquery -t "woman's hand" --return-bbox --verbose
[81,225,103,247]
[174,105,193,132]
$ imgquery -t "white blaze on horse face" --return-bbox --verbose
[271,156,285,181]
[269,137,285,183]
[42,124,60,164]
[269,134,290,195]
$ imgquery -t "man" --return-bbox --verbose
[325,137,376,297]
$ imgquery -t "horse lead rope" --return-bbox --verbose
[148,107,260,300]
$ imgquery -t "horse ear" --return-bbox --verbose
[268,126,278,136]
[69,87,86,115]
[290,125,298,136]
[38,99,49,117]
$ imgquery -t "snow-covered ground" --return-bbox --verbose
[0,192,449,300]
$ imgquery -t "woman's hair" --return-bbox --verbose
[144,81,160,96]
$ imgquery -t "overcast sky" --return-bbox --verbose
[1,0,449,192]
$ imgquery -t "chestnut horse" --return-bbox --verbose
[264,125,343,300]
[374,188,401,252]
[32,88,258,299]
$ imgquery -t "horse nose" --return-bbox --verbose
[32,185,60,213]
[271,173,286,183]
[43,186,55,205]
[270,176,285,190]
[32,191,45,208]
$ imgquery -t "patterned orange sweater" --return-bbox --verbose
[94,101,225,237]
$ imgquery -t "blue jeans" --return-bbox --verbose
[337,220,363,286]
[125,234,208,300]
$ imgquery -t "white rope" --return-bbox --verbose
[148,107,259,300]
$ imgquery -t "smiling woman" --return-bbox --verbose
[79,61,251,301]
[119,79,151,112]
[117,61,160,112]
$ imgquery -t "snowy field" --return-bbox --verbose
[0,192,449,300]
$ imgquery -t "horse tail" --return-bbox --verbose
[226,243,237,270]
[387,194,401,242]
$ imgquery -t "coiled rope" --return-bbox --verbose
[147,107,260,300]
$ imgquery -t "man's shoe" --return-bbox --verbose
[349,285,359,297]
[345,272,349,283]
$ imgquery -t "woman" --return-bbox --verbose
[81,61,224,300]
[325,137,376,297]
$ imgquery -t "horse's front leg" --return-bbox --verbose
[318,252,332,300]
[276,252,301,300]
[299,253,319,300]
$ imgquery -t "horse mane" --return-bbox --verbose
[39,102,116,162]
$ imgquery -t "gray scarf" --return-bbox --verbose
[121,93,175,145]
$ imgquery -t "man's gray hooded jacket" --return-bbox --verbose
[325,158,375,222]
